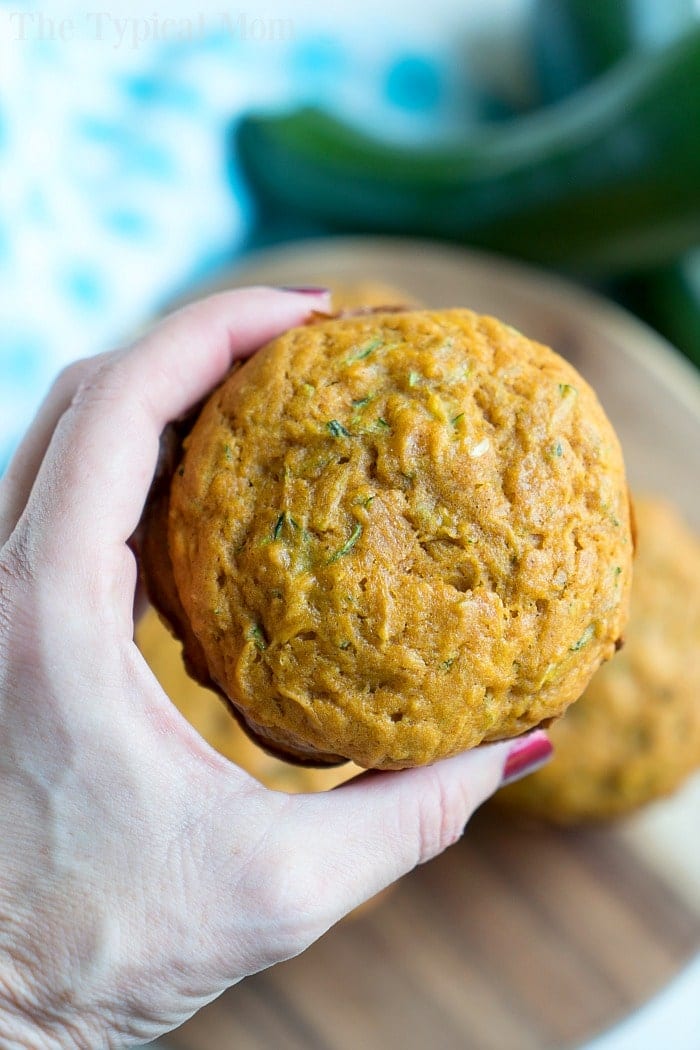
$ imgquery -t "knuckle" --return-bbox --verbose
[52,354,108,405]
[71,357,122,409]
[54,357,91,392]
[257,859,318,949]
[254,865,324,963]
[44,353,122,438]
[414,767,473,865]
[62,349,126,415]
[231,800,327,964]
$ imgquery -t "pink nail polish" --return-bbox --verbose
[279,286,329,294]
[501,731,553,786]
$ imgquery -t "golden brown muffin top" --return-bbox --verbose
[497,495,700,822]
[163,309,632,769]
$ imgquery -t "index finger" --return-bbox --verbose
[14,287,330,574]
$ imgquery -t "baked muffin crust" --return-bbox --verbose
[498,495,700,821]
[162,309,631,769]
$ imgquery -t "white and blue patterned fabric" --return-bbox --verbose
[0,0,532,474]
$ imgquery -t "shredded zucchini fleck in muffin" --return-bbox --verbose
[161,309,632,769]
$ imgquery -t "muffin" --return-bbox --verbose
[136,609,391,919]
[140,308,632,770]
[135,608,357,792]
[328,280,421,310]
[497,496,700,822]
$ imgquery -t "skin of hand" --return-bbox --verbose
[0,287,551,1048]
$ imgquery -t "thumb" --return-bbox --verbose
[283,731,552,927]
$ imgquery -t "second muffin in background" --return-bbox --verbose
[497,495,700,822]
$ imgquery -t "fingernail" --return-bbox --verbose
[279,286,329,295]
[500,730,553,787]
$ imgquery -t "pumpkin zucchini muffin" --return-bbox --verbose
[135,608,357,792]
[141,308,632,770]
[497,495,700,822]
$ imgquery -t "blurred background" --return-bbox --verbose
[1,0,698,470]
[2,4,700,1049]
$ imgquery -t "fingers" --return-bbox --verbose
[10,287,329,576]
[252,732,552,951]
[0,355,111,548]
[294,742,511,918]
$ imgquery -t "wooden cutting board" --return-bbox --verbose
[156,239,700,1050]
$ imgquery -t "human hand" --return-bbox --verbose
[0,286,552,1048]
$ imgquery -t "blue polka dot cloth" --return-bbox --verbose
[0,3,526,476]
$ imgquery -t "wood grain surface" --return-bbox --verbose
[156,239,700,1050]
[166,810,700,1050]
